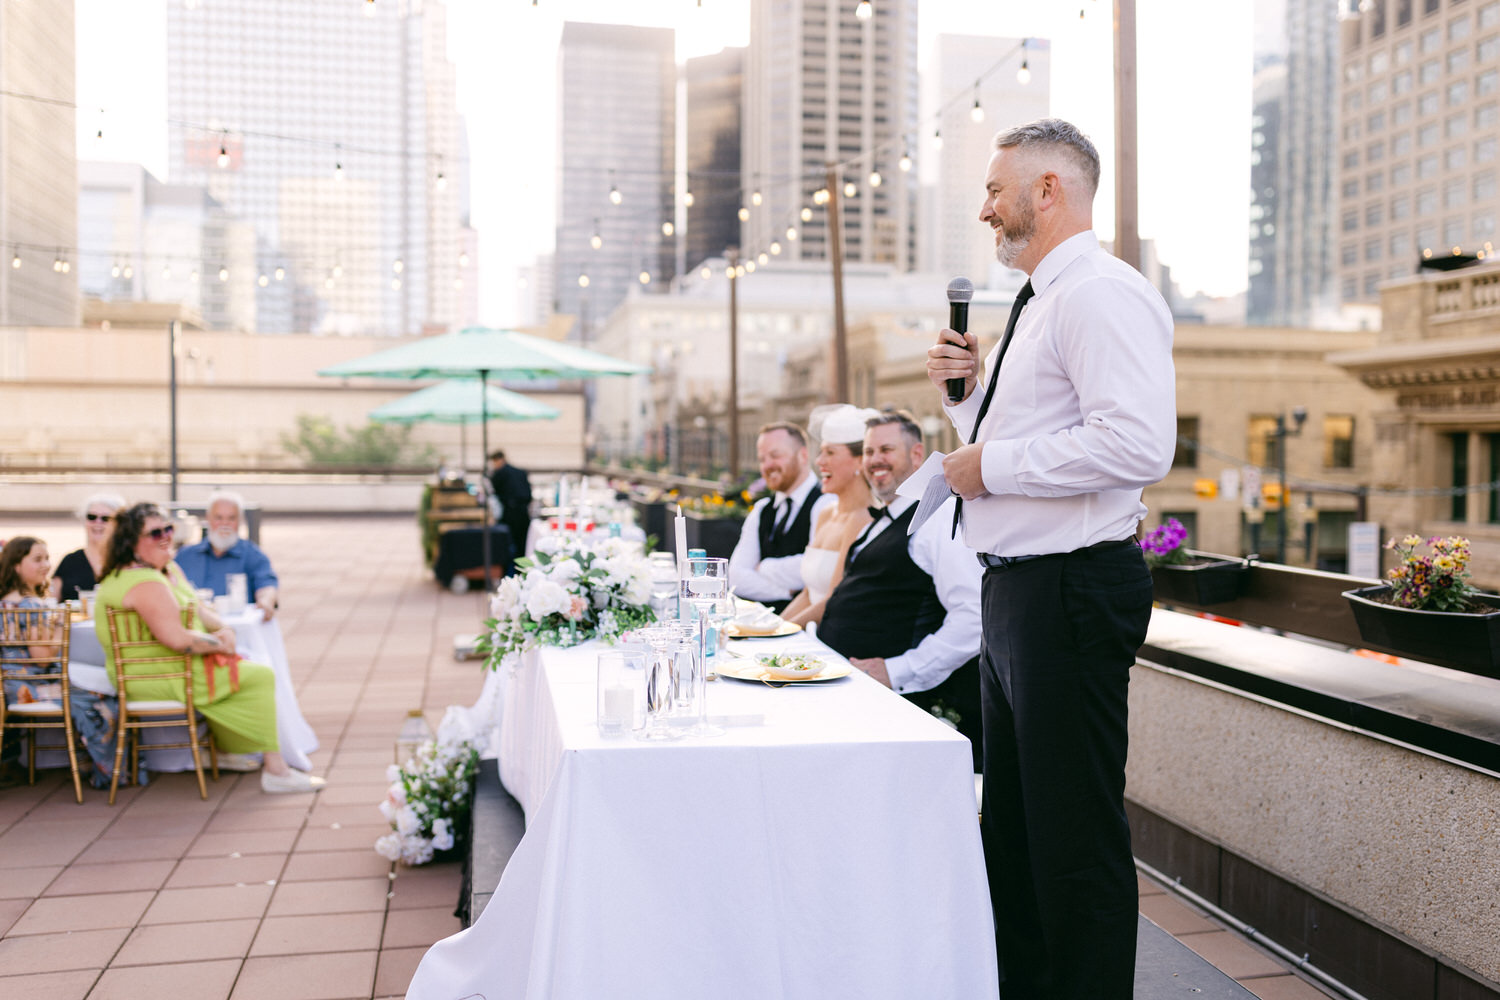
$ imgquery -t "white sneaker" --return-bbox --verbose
[260,769,327,794]
[216,753,263,772]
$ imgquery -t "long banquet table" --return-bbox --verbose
[406,630,999,1000]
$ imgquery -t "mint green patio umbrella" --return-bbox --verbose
[323,327,650,585]
[370,379,561,472]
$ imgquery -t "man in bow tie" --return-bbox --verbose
[817,410,984,768]
[728,422,837,612]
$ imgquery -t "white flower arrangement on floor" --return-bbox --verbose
[476,535,657,670]
[375,713,482,867]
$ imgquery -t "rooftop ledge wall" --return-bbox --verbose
[1129,611,1500,997]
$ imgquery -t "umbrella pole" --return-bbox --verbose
[480,370,493,590]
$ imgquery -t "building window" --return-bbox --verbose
[1478,33,1500,59]
[1448,48,1471,74]
[1368,110,1388,133]
[1367,237,1383,261]
[1479,68,1499,96]
[1451,431,1470,521]
[1392,193,1412,219]
[1367,201,1385,225]
[1451,15,1473,40]
[1174,417,1199,468]
[1344,209,1360,232]
[1474,169,1497,199]
[1365,272,1383,295]
[1393,162,1414,184]
[1477,135,1499,161]
[1342,243,1358,267]
[1391,230,1411,255]
[1417,186,1439,213]
[1419,122,1440,148]
[1445,177,1467,207]
[1476,211,1497,239]
[1248,415,1279,467]
[1242,511,1283,560]
[1324,415,1356,468]
[1421,28,1442,52]
[1392,130,1413,154]
[1394,100,1414,124]
[1344,178,1360,198]
[1420,58,1443,84]
[1419,91,1441,115]
[1418,224,1439,248]
[1446,145,1468,169]
[1444,217,1466,245]
[1446,112,1469,138]
[1482,1,1500,28]
[1477,102,1500,128]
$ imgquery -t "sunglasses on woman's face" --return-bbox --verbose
[145,525,175,541]
[85,513,113,522]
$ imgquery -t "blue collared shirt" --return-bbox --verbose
[174,537,279,597]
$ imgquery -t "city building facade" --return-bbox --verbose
[1248,0,1341,326]
[684,47,745,277]
[554,21,676,332]
[0,0,79,326]
[743,0,919,271]
[165,0,464,336]
[1336,0,1500,308]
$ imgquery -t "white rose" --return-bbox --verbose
[491,576,521,619]
[548,558,583,582]
[624,571,653,607]
[395,805,421,837]
[400,835,435,866]
[525,579,572,619]
[384,764,401,783]
[374,832,403,861]
[378,797,397,823]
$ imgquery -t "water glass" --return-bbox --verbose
[226,573,249,613]
[596,649,647,737]
[680,557,728,737]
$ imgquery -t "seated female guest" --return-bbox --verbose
[780,405,879,628]
[51,492,126,603]
[95,503,323,794]
[1,537,120,788]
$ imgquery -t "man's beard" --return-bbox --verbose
[208,529,238,553]
[994,198,1035,269]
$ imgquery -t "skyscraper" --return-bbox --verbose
[1335,0,1500,306]
[929,34,1050,286]
[743,0,919,269]
[0,0,79,326]
[554,22,676,332]
[165,0,463,335]
[1247,0,1340,326]
[684,47,745,275]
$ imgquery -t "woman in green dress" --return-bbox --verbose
[95,502,323,794]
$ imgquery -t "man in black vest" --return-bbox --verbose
[818,411,984,768]
[728,421,834,613]
[488,450,532,558]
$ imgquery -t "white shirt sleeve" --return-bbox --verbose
[727,499,799,601]
[883,500,983,694]
[980,273,1176,498]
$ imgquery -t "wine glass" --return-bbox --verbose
[679,557,728,737]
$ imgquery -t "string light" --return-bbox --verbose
[190,269,200,283]
[111,262,121,278]
[162,264,172,279]
[769,241,782,255]
[801,207,813,222]
[608,170,622,205]
[274,265,285,281]
[454,276,464,290]
[735,264,745,278]
[217,141,230,169]
[738,206,750,222]
[333,160,344,181]
[843,180,857,197]
[324,276,335,289]
[744,260,756,273]
[934,128,943,150]
[725,264,736,278]
[855,0,872,19]
[661,221,674,236]
[757,252,769,265]
[52,252,63,273]
[700,265,712,280]
[459,251,470,267]
[258,273,269,287]
[578,274,590,287]
[813,188,829,205]
[122,264,133,279]
[868,170,882,187]
[10,253,20,269]
[590,220,603,250]
[218,265,229,282]
[392,278,402,290]
[971,86,985,123]
[638,270,651,284]
[435,171,447,191]
[683,189,694,207]
[751,187,762,207]
[898,149,913,172]
[786,226,798,241]
[393,258,404,273]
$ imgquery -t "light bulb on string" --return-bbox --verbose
[435,171,447,191]
[1017,58,1031,85]
[578,274,590,288]
[332,263,343,278]
[324,276,335,289]
[662,221,674,236]
[801,206,813,222]
[393,258,404,273]
[725,264,736,279]
[392,278,402,290]
[111,262,121,279]
[454,277,464,290]
[459,252,470,267]
[735,265,745,278]
[758,252,769,266]
[123,264,133,279]
[53,253,63,273]
[751,188,762,207]
[162,264,172,279]
[813,188,828,205]
[218,265,229,282]
[700,265,712,280]
[639,270,651,285]
[590,220,603,250]
[933,128,943,150]
[745,260,756,273]
[10,253,20,270]
[334,160,344,181]
[62,259,70,273]
[843,181,857,197]
[868,170,882,188]
[274,265,285,281]
[217,142,230,169]
[971,90,985,123]
[684,189,695,207]
[190,269,200,283]
[786,226,798,241]
[608,170,622,205]
[770,241,782,255]
[855,0,872,19]
[258,273,269,287]
[738,206,750,222]
[899,149,913,172]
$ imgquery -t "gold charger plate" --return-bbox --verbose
[715,658,852,684]
[725,620,802,639]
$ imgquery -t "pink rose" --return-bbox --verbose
[566,595,588,620]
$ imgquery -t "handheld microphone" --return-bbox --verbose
[945,276,975,404]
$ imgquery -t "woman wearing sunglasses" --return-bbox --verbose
[50,492,127,603]
[95,502,323,793]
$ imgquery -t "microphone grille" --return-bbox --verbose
[946,276,974,303]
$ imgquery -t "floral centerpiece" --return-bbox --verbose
[477,536,657,669]
[375,716,482,866]
[1140,517,1191,568]
[1380,534,1479,611]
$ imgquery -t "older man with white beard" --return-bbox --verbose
[175,490,280,620]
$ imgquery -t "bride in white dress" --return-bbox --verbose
[782,405,879,627]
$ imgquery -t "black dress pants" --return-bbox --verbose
[978,540,1153,1000]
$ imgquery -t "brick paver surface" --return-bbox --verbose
[0,513,1341,999]
[0,514,483,1000]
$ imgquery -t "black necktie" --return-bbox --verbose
[770,498,793,542]
[953,280,1035,539]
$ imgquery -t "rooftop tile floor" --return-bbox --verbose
[0,514,1342,999]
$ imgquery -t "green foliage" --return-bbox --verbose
[280,413,436,468]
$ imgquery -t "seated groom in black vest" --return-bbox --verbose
[728,421,836,614]
[818,411,985,769]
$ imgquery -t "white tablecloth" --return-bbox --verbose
[407,632,999,1000]
[66,609,319,772]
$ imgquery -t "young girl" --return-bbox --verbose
[1,536,119,788]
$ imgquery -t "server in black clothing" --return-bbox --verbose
[927,119,1176,1000]
[727,422,834,613]
[817,411,984,769]
[487,450,533,557]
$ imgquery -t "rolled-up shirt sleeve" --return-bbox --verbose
[728,501,790,602]
[884,500,983,694]
[243,544,279,596]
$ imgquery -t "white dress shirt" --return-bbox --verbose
[946,230,1176,558]
[728,472,837,602]
[846,495,983,696]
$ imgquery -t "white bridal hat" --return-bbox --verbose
[809,403,882,446]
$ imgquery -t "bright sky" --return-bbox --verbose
[75,0,1253,324]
